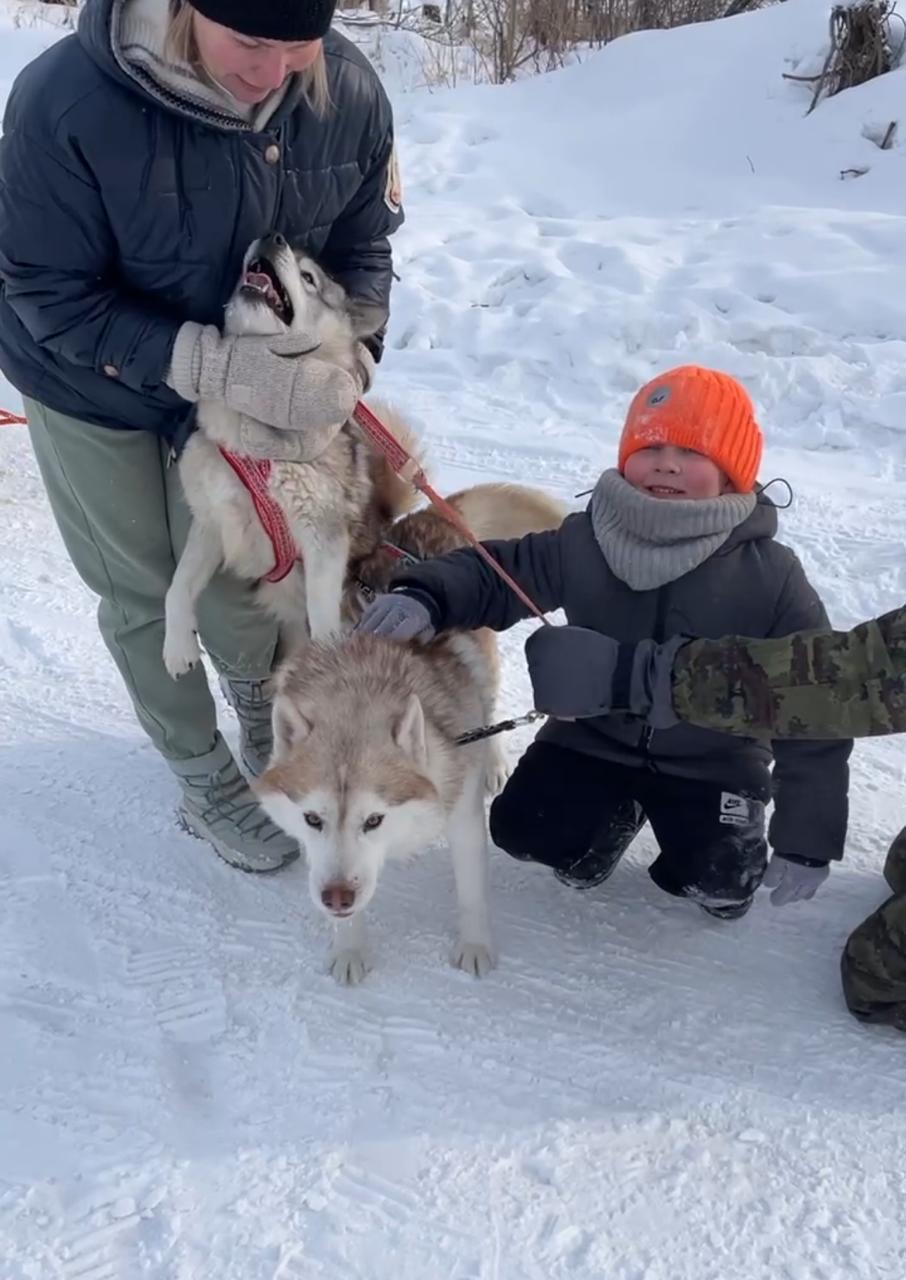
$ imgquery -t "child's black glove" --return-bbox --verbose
[524,626,687,726]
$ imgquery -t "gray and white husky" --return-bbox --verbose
[163,233,420,678]
[254,485,568,985]
[255,630,500,985]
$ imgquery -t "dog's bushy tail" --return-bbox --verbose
[363,399,426,521]
[445,482,568,542]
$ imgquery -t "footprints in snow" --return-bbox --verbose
[50,1190,151,1280]
[124,943,227,1043]
[401,110,499,195]
[49,1181,178,1280]
[121,908,301,1045]
[0,615,56,673]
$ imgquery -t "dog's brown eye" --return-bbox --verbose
[304,812,323,830]
[363,814,384,832]
[301,271,315,287]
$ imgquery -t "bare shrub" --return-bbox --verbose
[11,0,78,32]
[450,0,738,81]
[782,1,906,114]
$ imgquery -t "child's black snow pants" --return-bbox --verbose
[490,740,770,915]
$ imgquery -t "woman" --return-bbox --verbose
[0,0,403,871]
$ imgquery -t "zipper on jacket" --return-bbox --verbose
[652,584,668,645]
[268,132,286,241]
[641,586,669,769]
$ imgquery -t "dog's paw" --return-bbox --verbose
[485,759,511,795]
[330,949,369,986]
[163,630,201,680]
[485,742,511,795]
[452,940,496,978]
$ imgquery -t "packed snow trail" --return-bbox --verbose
[2,1,905,1275]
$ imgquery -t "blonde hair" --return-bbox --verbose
[166,0,331,117]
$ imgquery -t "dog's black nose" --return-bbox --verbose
[268,231,286,248]
[321,883,357,914]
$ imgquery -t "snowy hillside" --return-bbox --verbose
[2,1,905,1277]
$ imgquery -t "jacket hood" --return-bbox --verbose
[77,0,307,131]
[722,486,779,550]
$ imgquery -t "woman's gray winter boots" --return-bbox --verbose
[220,676,275,777]
[171,734,297,872]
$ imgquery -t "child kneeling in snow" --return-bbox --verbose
[357,366,851,918]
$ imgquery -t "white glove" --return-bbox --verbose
[762,854,830,906]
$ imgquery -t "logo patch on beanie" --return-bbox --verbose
[647,385,671,408]
[384,143,402,215]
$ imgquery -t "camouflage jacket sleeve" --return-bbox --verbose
[763,559,851,861]
[672,603,906,740]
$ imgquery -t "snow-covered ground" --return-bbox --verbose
[2,1,905,1276]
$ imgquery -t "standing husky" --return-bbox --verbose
[163,234,420,677]
[255,483,567,984]
[255,632,499,985]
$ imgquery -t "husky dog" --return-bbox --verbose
[345,481,568,623]
[163,234,420,677]
[255,484,568,984]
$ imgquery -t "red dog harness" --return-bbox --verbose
[219,449,299,583]
[217,447,419,590]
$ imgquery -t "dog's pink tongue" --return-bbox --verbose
[245,271,271,291]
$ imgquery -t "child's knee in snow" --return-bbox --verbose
[488,792,535,860]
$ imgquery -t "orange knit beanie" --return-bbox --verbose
[618,366,763,494]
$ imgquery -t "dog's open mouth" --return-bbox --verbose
[241,258,293,323]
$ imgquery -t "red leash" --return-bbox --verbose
[353,401,550,625]
[4,397,549,622]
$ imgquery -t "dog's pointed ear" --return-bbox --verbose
[272,697,312,760]
[347,299,389,342]
[394,694,427,767]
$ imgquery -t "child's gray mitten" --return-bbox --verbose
[355,591,437,642]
